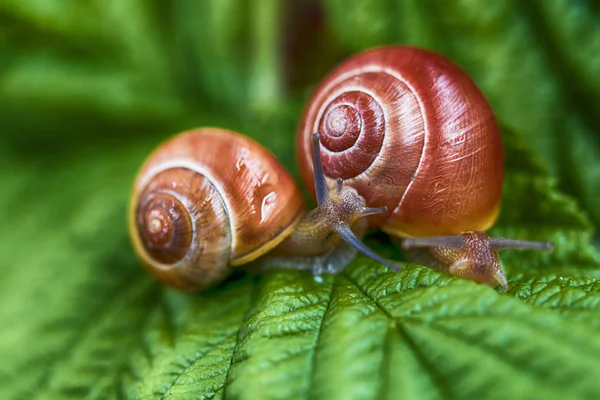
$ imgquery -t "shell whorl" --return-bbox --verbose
[130,128,305,291]
[133,167,232,291]
[298,46,504,238]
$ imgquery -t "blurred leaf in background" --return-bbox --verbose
[0,0,599,399]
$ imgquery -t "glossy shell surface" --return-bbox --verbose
[130,128,305,290]
[297,46,503,237]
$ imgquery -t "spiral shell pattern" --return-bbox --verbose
[130,128,305,291]
[297,46,503,237]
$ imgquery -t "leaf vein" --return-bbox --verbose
[32,275,159,399]
[306,277,335,399]
[221,275,262,399]
[342,271,454,399]
[160,329,239,399]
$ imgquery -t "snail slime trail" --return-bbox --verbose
[297,45,553,290]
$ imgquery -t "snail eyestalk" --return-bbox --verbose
[311,132,400,270]
[402,235,466,250]
[312,132,329,206]
[272,133,399,271]
[488,237,554,252]
[362,206,389,216]
[336,178,343,194]
[310,133,391,220]
[335,223,401,271]
[402,231,553,291]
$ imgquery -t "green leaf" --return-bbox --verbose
[1,1,600,400]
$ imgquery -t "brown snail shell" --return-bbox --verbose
[297,45,504,238]
[129,128,305,291]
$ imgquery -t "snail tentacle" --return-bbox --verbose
[334,222,401,271]
[311,132,329,206]
[271,132,397,270]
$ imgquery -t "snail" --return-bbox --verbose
[129,127,395,291]
[297,45,553,290]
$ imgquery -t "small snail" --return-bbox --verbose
[297,45,553,290]
[129,127,394,291]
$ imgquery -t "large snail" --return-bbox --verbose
[297,45,552,290]
[129,127,394,291]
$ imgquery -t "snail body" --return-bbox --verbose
[130,47,552,292]
[297,46,552,289]
[130,128,395,291]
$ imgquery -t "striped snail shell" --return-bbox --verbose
[297,45,504,238]
[129,128,304,291]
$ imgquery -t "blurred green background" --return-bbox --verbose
[1,1,599,399]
